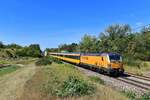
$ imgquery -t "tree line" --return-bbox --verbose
[1,24,149,61]
[46,24,150,61]
[0,43,42,58]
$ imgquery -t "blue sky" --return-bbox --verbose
[0,0,150,50]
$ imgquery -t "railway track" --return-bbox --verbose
[126,72,150,81]
[75,65,149,94]
[66,62,150,92]
[117,77,150,91]
[117,72,150,91]
[81,67,150,91]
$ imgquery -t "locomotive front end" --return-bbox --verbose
[107,53,124,75]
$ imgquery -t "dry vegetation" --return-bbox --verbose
[0,57,38,65]
[125,61,150,75]
[19,63,128,100]
[0,63,36,100]
[1,57,149,100]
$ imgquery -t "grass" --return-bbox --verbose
[38,63,91,97]
[89,76,105,85]
[0,65,21,76]
[0,57,38,65]
[19,63,128,100]
[125,61,150,75]
[55,76,95,97]
[0,60,10,64]
[122,90,136,100]
[122,90,150,100]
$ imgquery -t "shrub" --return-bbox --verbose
[35,58,52,66]
[124,57,141,67]
[56,76,95,97]
[16,44,42,57]
[48,56,62,64]
[89,76,105,84]
[140,92,150,100]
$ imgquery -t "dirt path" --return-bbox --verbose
[0,63,36,100]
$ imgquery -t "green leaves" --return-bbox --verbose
[99,24,132,53]
[140,92,150,100]
[58,43,78,52]
[35,57,52,66]
[79,34,98,53]
[56,76,95,97]
[16,44,42,57]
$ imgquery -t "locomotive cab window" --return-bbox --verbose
[109,54,121,61]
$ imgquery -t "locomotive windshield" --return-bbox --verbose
[109,54,121,61]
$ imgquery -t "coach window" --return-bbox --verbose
[76,56,80,60]
[65,55,68,58]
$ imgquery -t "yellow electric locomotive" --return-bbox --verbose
[49,52,124,75]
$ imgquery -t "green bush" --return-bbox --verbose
[35,58,52,66]
[89,76,105,84]
[16,44,42,57]
[48,56,62,64]
[140,92,150,100]
[56,76,95,97]
[123,57,141,68]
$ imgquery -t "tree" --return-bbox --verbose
[133,32,150,60]
[141,25,150,33]
[27,44,42,57]
[0,41,4,48]
[58,43,78,52]
[45,48,58,52]
[6,43,22,49]
[79,34,98,53]
[98,24,132,53]
[16,44,42,57]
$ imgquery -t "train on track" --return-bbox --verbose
[47,52,124,75]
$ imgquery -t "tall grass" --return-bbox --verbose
[89,76,105,85]
[0,65,20,76]
[122,90,150,100]
[123,56,150,75]
[20,63,128,100]
[122,90,136,100]
[41,63,95,97]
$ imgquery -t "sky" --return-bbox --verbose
[0,0,150,50]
